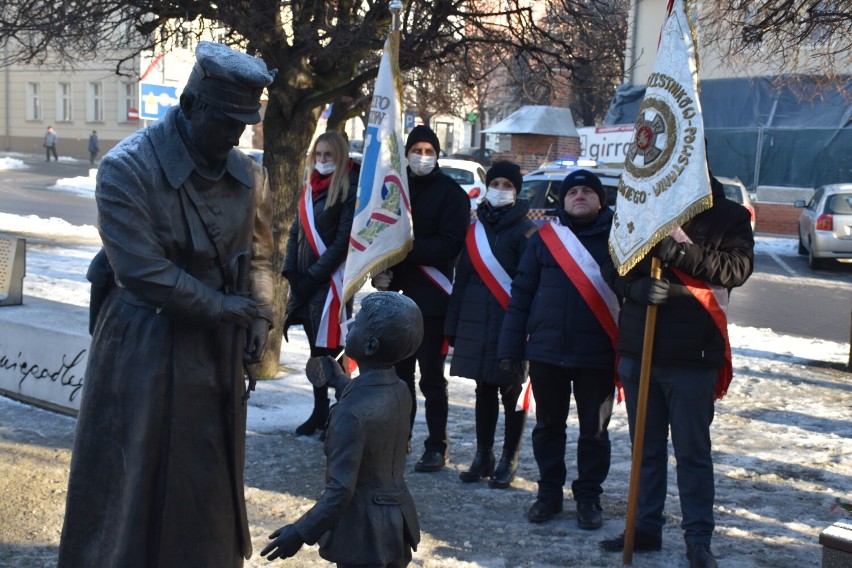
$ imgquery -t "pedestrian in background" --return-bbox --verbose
[499,169,618,529]
[44,126,58,162]
[445,161,537,489]
[599,170,754,568]
[88,130,99,165]
[371,124,470,473]
[283,131,359,438]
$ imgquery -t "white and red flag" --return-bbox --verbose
[341,29,412,303]
[609,0,712,275]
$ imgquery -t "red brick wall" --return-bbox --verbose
[492,134,582,173]
[755,203,800,236]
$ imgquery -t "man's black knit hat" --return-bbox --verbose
[405,125,441,156]
[558,169,605,205]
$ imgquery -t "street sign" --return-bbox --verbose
[404,112,415,130]
[466,110,479,123]
[127,108,139,121]
[139,82,180,121]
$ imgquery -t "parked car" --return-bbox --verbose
[520,165,622,223]
[440,158,487,205]
[450,147,494,167]
[717,176,756,232]
[795,183,852,269]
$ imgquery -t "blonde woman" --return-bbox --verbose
[283,132,359,436]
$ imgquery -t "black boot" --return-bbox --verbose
[459,447,495,483]
[489,454,519,488]
[489,405,526,489]
[295,386,329,436]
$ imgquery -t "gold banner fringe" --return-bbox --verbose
[612,193,713,276]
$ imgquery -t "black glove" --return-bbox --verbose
[499,359,525,382]
[657,237,687,267]
[292,273,318,300]
[221,295,258,328]
[244,318,271,363]
[626,277,669,306]
[260,524,304,561]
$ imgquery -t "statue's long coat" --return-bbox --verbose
[58,107,274,568]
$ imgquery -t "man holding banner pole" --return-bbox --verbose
[340,2,468,475]
[597,1,754,566]
[375,126,471,473]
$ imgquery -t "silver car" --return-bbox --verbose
[716,176,755,232]
[795,183,852,269]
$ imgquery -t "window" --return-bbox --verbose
[119,81,135,122]
[25,82,42,120]
[56,82,72,122]
[87,81,104,122]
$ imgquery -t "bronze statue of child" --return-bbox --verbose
[262,291,423,567]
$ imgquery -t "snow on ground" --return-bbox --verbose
[1,198,851,566]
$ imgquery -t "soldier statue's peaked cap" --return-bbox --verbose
[184,41,277,125]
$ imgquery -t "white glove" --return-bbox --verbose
[371,270,393,291]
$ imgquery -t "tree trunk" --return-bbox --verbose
[251,92,322,378]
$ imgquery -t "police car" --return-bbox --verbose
[520,162,622,223]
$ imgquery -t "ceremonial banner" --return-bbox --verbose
[609,0,711,275]
[341,32,412,303]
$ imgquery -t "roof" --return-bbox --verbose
[481,105,579,137]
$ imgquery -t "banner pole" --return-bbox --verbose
[390,0,402,39]
[622,256,662,566]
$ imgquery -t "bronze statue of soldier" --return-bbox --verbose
[58,42,276,568]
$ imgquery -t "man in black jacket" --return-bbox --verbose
[373,125,470,472]
[599,173,754,568]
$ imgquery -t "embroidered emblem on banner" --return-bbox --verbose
[609,0,712,275]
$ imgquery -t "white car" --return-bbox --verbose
[440,158,487,205]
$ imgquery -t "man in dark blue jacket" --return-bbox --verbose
[498,169,618,529]
[599,173,754,568]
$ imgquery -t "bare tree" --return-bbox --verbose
[699,0,852,80]
[0,0,624,374]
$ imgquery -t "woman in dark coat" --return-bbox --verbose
[445,162,537,488]
[283,131,358,436]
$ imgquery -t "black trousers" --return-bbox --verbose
[528,361,615,503]
[394,314,448,454]
[474,381,525,457]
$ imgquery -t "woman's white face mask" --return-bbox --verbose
[315,161,336,176]
[484,187,516,208]
[408,154,437,176]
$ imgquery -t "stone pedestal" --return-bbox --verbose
[0,297,89,415]
[821,521,852,568]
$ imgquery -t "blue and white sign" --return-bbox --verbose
[139,82,180,121]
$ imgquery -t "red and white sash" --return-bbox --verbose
[539,220,623,402]
[539,220,620,347]
[418,265,453,296]
[417,265,452,354]
[465,221,512,310]
[299,186,344,348]
[671,267,732,400]
[668,227,733,399]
